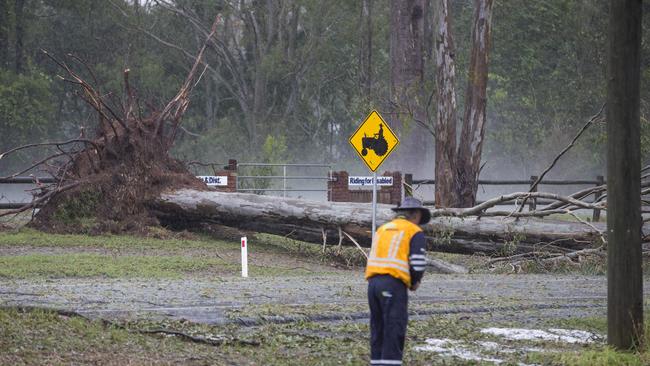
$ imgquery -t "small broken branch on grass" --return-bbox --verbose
[565,210,606,245]
[4,305,260,348]
[490,247,606,271]
[321,226,327,253]
[140,328,260,347]
[341,230,369,260]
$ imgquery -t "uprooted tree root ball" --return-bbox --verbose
[0,17,220,234]
[30,143,205,234]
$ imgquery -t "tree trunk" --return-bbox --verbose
[606,0,643,350]
[389,0,428,172]
[359,0,373,95]
[434,0,460,207]
[457,0,494,207]
[151,189,613,255]
[422,0,433,60]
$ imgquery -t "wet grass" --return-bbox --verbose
[0,253,229,279]
[0,228,340,278]
[0,252,321,279]
[0,227,229,252]
[255,233,368,268]
[548,212,604,223]
[0,307,223,365]
[531,314,650,366]
[7,304,650,365]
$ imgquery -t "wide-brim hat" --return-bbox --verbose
[391,197,431,225]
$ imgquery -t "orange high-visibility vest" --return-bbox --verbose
[365,218,422,287]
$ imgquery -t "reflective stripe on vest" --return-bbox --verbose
[365,218,423,287]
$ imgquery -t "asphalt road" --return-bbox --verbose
[0,273,637,326]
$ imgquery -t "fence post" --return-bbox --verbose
[529,175,538,211]
[228,159,238,192]
[328,171,349,202]
[283,165,287,198]
[404,174,413,198]
[227,159,238,171]
[593,175,605,222]
[384,171,401,205]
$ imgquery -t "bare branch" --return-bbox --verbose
[518,104,606,213]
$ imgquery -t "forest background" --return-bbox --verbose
[1,0,649,180]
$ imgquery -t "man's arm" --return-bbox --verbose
[408,232,427,290]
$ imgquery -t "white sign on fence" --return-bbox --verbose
[348,176,393,187]
[197,176,228,186]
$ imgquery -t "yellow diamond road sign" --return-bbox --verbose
[349,110,399,172]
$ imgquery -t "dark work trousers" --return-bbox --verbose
[367,274,408,365]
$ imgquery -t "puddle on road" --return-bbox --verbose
[414,327,603,365]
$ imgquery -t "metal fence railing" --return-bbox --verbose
[0,176,56,209]
[236,163,332,198]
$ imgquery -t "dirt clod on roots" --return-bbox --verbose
[31,138,206,234]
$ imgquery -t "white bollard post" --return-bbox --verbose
[241,236,248,278]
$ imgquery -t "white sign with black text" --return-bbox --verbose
[348,176,393,187]
[197,176,229,186]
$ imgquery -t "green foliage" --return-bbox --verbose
[51,190,101,226]
[501,231,526,256]
[1,0,649,176]
[0,70,56,171]
[0,71,53,138]
[237,134,290,193]
[261,134,288,163]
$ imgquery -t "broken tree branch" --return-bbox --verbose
[518,104,606,213]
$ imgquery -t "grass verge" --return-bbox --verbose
[533,315,650,365]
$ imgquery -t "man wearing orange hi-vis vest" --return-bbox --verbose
[365,197,431,366]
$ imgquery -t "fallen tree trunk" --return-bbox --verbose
[426,257,469,274]
[151,189,627,256]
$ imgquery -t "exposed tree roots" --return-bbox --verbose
[0,17,221,233]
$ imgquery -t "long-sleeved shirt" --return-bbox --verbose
[408,232,427,288]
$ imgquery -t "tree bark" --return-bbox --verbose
[151,189,614,255]
[359,0,373,95]
[389,0,428,171]
[606,0,643,350]
[457,0,494,207]
[434,0,460,207]
[422,0,433,60]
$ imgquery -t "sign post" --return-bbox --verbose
[348,110,399,242]
[371,171,377,238]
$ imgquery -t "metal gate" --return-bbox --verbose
[236,163,332,200]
